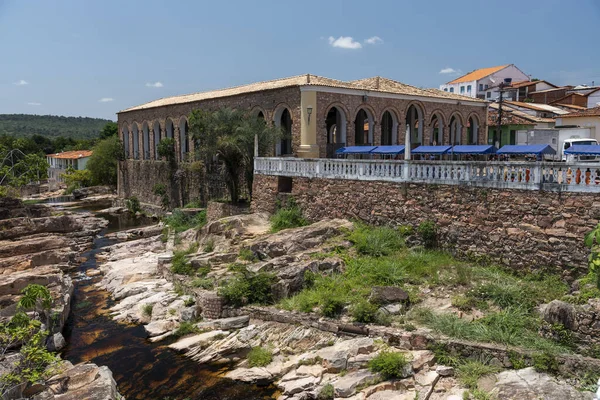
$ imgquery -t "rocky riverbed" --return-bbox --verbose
[92,209,597,400]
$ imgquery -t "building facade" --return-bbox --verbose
[46,150,92,183]
[439,64,529,100]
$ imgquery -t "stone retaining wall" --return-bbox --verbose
[252,174,599,272]
[206,201,250,222]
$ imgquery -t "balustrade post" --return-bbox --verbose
[532,163,542,187]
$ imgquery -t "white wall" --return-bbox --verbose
[588,91,600,108]
[439,80,476,97]
[556,116,600,141]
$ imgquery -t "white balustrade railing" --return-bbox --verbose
[254,157,600,192]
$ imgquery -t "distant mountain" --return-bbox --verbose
[0,114,114,140]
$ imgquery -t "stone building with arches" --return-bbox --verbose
[117,74,487,205]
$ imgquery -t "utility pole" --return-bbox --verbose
[495,78,512,148]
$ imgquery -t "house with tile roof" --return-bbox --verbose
[439,64,529,100]
[555,106,600,140]
[46,150,93,183]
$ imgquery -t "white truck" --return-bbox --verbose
[518,128,598,161]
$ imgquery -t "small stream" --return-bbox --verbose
[59,208,276,399]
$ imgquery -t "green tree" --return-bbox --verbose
[585,223,600,289]
[99,122,118,140]
[86,135,123,186]
[189,108,280,203]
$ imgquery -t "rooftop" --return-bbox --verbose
[47,150,93,159]
[120,74,484,113]
[503,101,570,115]
[487,109,535,126]
[445,65,508,85]
[488,103,555,123]
[559,106,600,118]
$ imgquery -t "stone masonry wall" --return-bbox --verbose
[252,174,600,272]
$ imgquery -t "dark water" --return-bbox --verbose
[61,212,277,400]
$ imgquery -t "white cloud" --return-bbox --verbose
[14,80,29,85]
[27,102,41,106]
[440,67,461,75]
[145,81,163,88]
[99,97,114,102]
[364,36,383,45]
[328,36,362,50]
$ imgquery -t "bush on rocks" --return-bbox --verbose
[368,350,408,379]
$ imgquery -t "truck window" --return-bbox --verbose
[564,142,571,150]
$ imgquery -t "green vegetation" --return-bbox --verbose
[184,200,203,208]
[171,243,199,276]
[351,299,378,323]
[455,359,501,389]
[0,114,112,139]
[203,238,215,253]
[417,220,437,249]
[317,383,334,400]
[86,135,122,186]
[192,277,214,290]
[126,196,142,214]
[218,268,276,307]
[142,303,153,317]
[367,350,408,379]
[585,223,600,289]
[247,346,273,367]
[348,224,404,256]
[532,351,559,373]
[189,108,282,203]
[172,321,200,338]
[269,198,308,233]
[238,248,257,262]
[153,183,170,209]
[163,209,207,233]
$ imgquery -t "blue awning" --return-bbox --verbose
[370,145,406,155]
[451,145,497,154]
[411,145,452,154]
[496,144,556,155]
[564,145,600,155]
[335,146,377,154]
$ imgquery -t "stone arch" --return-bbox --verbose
[165,118,174,139]
[448,112,464,145]
[321,102,351,123]
[325,105,347,156]
[121,125,130,158]
[153,120,161,158]
[251,106,267,120]
[429,111,445,145]
[179,117,189,160]
[354,107,375,146]
[380,109,399,146]
[142,122,150,160]
[131,122,140,159]
[467,113,480,145]
[404,103,424,147]
[273,103,293,156]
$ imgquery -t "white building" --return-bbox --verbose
[439,64,529,100]
[46,150,93,183]
[586,89,600,108]
[555,106,600,141]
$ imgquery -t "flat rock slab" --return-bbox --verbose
[279,375,321,396]
[495,368,594,400]
[198,315,250,330]
[334,370,379,398]
[225,366,272,384]
[168,330,227,352]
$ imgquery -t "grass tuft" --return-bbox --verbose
[247,346,273,367]
[348,224,404,256]
[269,198,308,233]
[368,350,408,379]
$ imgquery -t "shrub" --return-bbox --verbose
[269,198,308,233]
[218,271,276,307]
[317,383,334,400]
[397,225,414,237]
[172,321,199,338]
[417,220,437,249]
[455,359,501,389]
[348,224,404,256]
[153,183,169,209]
[247,346,273,367]
[191,277,214,290]
[126,196,141,214]
[368,350,408,379]
[320,295,345,318]
[61,168,92,190]
[163,209,207,233]
[184,297,195,307]
[184,200,203,208]
[203,238,215,253]
[142,303,153,317]
[351,299,378,323]
[238,248,257,262]
[532,351,559,373]
[171,243,199,276]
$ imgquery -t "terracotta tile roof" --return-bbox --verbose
[488,103,555,123]
[446,65,509,84]
[488,109,535,126]
[120,74,484,113]
[509,80,557,89]
[555,104,588,111]
[47,150,93,159]
[504,101,570,115]
[560,106,600,118]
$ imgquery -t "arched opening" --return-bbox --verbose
[405,105,423,148]
[449,115,463,145]
[354,108,374,145]
[132,124,140,159]
[142,122,150,159]
[179,118,189,160]
[325,106,347,157]
[122,126,130,158]
[153,121,161,158]
[430,114,443,145]
[381,110,398,146]
[256,111,265,120]
[468,116,479,145]
[274,107,292,156]
[166,119,174,139]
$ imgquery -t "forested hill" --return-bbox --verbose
[0,114,114,139]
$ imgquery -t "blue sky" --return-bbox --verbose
[1,0,599,121]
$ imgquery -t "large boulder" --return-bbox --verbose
[370,286,409,305]
[494,368,594,400]
[540,300,577,330]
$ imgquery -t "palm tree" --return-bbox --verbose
[189,108,281,203]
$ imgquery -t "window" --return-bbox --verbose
[460,86,465,93]
[444,88,448,92]
[484,84,489,90]
[479,84,483,91]
[510,130,516,145]
[450,88,454,93]
[486,92,491,99]
[467,85,472,92]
